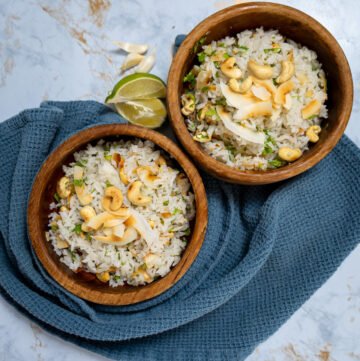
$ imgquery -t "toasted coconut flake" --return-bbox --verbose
[113,40,148,54]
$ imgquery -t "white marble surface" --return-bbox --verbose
[0,0,359,360]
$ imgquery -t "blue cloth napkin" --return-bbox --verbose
[0,100,359,361]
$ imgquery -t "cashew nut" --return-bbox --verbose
[274,80,294,105]
[104,186,123,211]
[127,181,152,206]
[136,166,158,184]
[247,59,273,80]
[278,147,302,162]
[57,176,71,199]
[301,99,321,119]
[306,125,321,143]
[220,57,242,79]
[96,272,110,283]
[228,76,253,93]
[79,206,96,223]
[276,60,295,83]
[181,94,195,116]
[73,165,92,206]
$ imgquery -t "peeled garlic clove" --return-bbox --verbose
[121,53,144,72]
[251,85,271,101]
[136,54,155,73]
[113,40,148,54]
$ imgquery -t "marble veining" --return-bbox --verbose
[0,0,359,360]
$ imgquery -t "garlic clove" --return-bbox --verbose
[136,54,156,73]
[121,53,144,72]
[113,40,148,54]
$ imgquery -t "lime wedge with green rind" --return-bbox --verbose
[105,73,166,103]
[115,98,167,129]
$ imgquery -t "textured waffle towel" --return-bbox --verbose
[0,100,359,361]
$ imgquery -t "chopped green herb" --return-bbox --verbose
[163,200,169,206]
[193,35,207,53]
[183,71,196,86]
[139,263,147,271]
[75,160,87,167]
[73,178,84,187]
[105,180,113,188]
[223,53,231,60]
[201,86,210,93]
[215,97,227,106]
[113,275,121,282]
[51,224,58,232]
[215,71,220,78]
[104,151,112,161]
[264,48,281,54]
[183,228,191,236]
[205,107,220,120]
[54,192,60,202]
[173,208,181,215]
[85,232,92,241]
[160,218,164,225]
[72,224,82,235]
[197,52,206,63]
[218,42,225,47]
[272,78,278,86]
[213,61,221,69]
[307,114,318,120]
[237,45,249,51]
[268,159,284,168]
[68,250,77,262]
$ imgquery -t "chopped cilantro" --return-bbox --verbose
[113,275,121,282]
[264,48,281,54]
[73,178,84,187]
[75,160,87,167]
[160,218,164,225]
[193,35,207,53]
[163,200,169,206]
[223,53,231,59]
[307,114,318,120]
[201,86,210,93]
[183,71,196,86]
[54,192,60,202]
[104,151,112,161]
[237,45,249,51]
[173,208,181,215]
[68,250,77,262]
[272,78,278,86]
[213,61,221,69]
[72,224,82,235]
[215,97,227,106]
[268,159,284,168]
[197,52,206,63]
[105,180,113,188]
[183,228,191,236]
[50,224,58,232]
[218,42,225,47]
[205,107,220,120]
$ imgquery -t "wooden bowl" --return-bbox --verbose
[28,124,208,305]
[167,2,353,185]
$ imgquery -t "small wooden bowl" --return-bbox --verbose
[167,2,353,185]
[28,124,208,305]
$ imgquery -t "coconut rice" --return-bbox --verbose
[181,28,328,170]
[47,139,195,287]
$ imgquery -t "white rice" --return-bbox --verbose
[182,28,328,170]
[47,139,195,287]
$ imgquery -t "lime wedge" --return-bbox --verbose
[115,99,167,128]
[106,73,166,103]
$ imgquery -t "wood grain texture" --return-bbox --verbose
[27,124,208,305]
[167,2,353,185]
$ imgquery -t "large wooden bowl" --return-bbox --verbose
[28,124,208,305]
[167,2,353,184]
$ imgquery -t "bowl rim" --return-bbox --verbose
[167,1,354,185]
[27,124,208,305]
